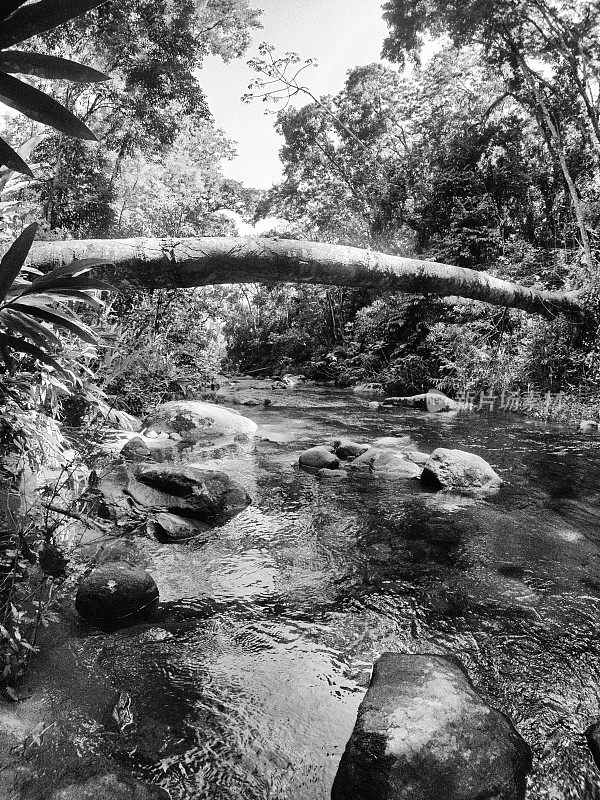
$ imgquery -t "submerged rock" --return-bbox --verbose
[49,773,169,800]
[318,467,348,479]
[421,448,502,494]
[94,539,139,566]
[579,419,599,433]
[332,439,370,459]
[349,448,421,479]
[142,400,258,442]
[147,511,212,542]
[332,652,532,800]
[75,562,159,624]
[299,445,340,470]
[585,720,600,770]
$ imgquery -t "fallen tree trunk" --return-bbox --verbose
[24,236,586,317]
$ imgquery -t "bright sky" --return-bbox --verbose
[199,1,390,190]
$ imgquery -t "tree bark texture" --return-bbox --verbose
[23,236,586,317]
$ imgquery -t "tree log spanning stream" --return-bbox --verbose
[23,236,587,317]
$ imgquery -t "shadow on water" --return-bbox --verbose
[16,387,600,799]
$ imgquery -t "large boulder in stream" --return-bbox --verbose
[75,562,159,624]
[421,448,502,494]
[299,445,340,470]
[332,653,532,800]
[99,464,251,522]
[142,400,258,442]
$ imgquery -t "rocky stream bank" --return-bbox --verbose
[3,379,600,799]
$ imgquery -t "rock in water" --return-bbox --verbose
[142,400,258,442]
[134,465,251,519]
[147,511,212,542]
[579,419,599,433]
[318,467,348,479]
[299,445,340,470]
[421,448,502,494]
[383,390,458,413]
[332,653,532,800]
[332,439,370,459]
[349,448,422,479]
[585,720,600,770]
[75,562,159,624]
[120,436,151,459]
[98,464,251,523]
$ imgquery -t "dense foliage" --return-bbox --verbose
[235,33,600,401]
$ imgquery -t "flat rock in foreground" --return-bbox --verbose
[143,400,258,442]
[332,653,531,800]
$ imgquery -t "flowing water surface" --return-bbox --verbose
[16,387,600,799]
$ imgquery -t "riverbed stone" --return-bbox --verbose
[49,773,169,800]
[142,400,258,442]
[95,538,139,566]
[299,445,340,470]
[318,467,348,479]
[585,720,600,770]
[134,464,251,519]
[332,439,370,459]
[332,652,532,800]
[120,436,151,459]
[403,450,430,465]
[75,562,159,624]
[349,448,421,479]
[421,448,503,494]
[147,511,212,542]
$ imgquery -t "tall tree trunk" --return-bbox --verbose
[22,236,586,318]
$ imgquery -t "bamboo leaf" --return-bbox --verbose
[29,257,113,290]
[0,0,107,48]
[0,222,37,303]
[0,332,69,376]
[0,309,62,348]
[0,52,108,82]
[0,72,97,141]
[8,302,99,345]
[0,135,33,176]
[0,132,46,191]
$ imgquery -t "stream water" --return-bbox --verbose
[14,387,600,799]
